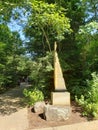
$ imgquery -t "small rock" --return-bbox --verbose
[34,101,45,113]
[44,105,71,121]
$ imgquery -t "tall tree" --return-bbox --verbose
[24,0,71,55]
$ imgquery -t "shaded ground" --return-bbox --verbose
[0,84,29,130]
[0,85,26,116]
[27,102,89,129]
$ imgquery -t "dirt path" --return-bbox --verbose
[0,86,27,116]
[0,85,29,130]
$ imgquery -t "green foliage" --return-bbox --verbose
[23,88,44,106]
[28,52,53,98]
[81,0,98,22]
[76,22,98,45]
[0,1,98,120]
[75,21,98,78]
[21,52,53,105]
[76,72,98,118]
[0,24,26,92]
[25,0,71,52]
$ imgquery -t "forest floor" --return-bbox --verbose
[0,84,93,130]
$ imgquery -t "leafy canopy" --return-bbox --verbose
[25,0,71,52]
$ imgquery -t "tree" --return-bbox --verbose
[82,0,98,22]
[76,21,98,76]
[24,0,71,55]
[0,23,26,92]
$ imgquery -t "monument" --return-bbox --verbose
[51,42,70,106]
[34,42,71,121]
[44,42,71,121]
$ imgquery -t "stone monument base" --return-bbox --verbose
[51,92,70,106]
[44,105,71,121]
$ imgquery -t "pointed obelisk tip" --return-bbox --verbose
[54,42,57,51]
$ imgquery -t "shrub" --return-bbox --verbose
[28,52,53,99]
[23,88,44,106]
[76,72,98,118]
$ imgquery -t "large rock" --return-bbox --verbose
[34,101,45,113]
[44,105,71,121]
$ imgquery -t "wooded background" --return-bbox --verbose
[0,0,98,118]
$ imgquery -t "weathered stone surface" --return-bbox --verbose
[53,42,70,106]
[54,43,66,91]
[51,92,70,106]
[44,105,71,121]
[34,101,45,113]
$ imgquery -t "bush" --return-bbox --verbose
[28,52,53,99]
[23,88,44,106]
[76,72,98,118]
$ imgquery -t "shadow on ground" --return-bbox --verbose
[0,86,27,116]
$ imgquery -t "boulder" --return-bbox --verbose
[34,101,45,113]
[44,105,71,121]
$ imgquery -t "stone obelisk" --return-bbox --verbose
[51,42,70,106]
